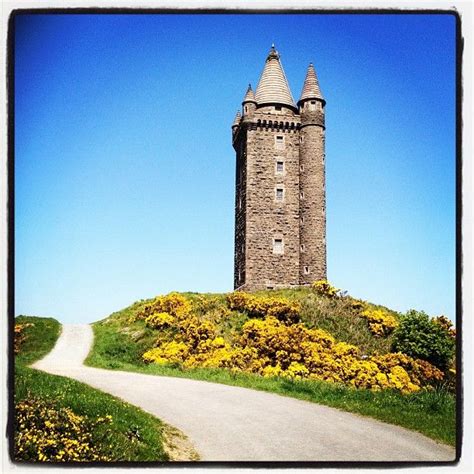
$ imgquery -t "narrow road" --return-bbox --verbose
[32,324,455,462]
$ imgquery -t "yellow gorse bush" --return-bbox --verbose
[141,293,442,394]
[360,307,399,337]
[145,312,175,329]
[15,398,111,462]
[311,280,340,298]
[136,292,192,322]
[226,292,300,323]
[134,292,192,328]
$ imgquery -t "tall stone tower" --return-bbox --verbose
[232,46,327,291]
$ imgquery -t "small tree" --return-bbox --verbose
[391,310,455,371]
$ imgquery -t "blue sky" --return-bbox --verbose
[14,13,457,323]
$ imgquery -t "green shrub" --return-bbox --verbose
[391,310,455,371]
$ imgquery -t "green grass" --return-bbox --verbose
[85,306,456,447]
[14,316,169,462]
[15,316,61,366]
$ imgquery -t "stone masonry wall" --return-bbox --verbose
[233,130,247,289]
[238,106,301,290]
[299,101,327,284]
[233,102,326,291]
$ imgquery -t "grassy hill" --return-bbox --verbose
[85,284,456,446]
[14,316,173,462]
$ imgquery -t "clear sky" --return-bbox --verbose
[14,13,457,323]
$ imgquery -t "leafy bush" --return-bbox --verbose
[391,310,455,371]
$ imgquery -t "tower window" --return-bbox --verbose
[300,164,304,172]
[276,161,284,173]
[300,191,305,199]
[275,135,285,150]
[300,216,304,224]
[275,106,282,111]
[300,244,306,252]
[304,266,310,274]
[273,238,284,254]
[275,188,284,201]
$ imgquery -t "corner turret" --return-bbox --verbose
[242,84,257,117]
[232,110,241,139]
[298,63,325,129]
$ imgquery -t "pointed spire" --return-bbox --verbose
[232,110,241,128]
[243,84,256,103]
[299,63,324,103]
[255,45,296,109]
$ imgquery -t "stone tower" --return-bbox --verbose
[232,46,326,291]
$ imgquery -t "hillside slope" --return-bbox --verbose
[85,283,456,445]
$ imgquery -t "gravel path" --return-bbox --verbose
[32,324,455,462]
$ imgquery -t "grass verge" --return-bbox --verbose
[14,316,170,462]
[85,320,456,447]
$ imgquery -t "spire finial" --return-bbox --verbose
[267,44,279,61]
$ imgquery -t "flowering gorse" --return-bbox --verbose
[226,292,300,323]
[135,292,192,322]
[311,280,340,299]
[145,312,175,329]
[141,292,443,393]
[360,307,399,337]
[15,398,111,462]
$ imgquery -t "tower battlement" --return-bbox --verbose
[232,46,326,291]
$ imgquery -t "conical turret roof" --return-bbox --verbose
[232,110,241,127]
[243,84,256,103]
[299,63,324,103]
[255,45,295,108]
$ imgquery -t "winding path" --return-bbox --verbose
[32,324,455,462]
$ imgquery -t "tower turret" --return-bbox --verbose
[298,63,327,284]
[231,110,241,139]
[242,84,257,117]
[298,63,325,126]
